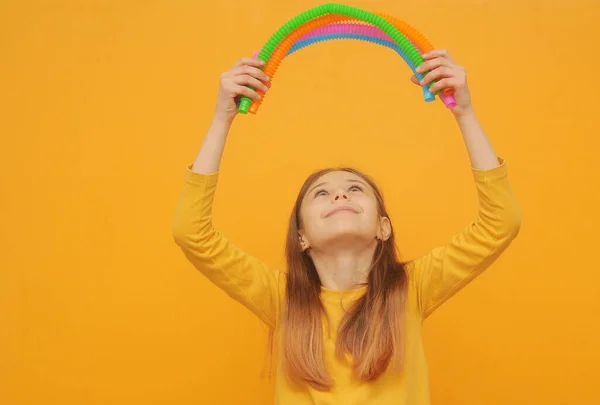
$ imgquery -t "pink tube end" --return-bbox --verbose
[441,93,457,109]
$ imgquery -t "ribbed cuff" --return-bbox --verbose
[472,157,508,183]
[183,164,220,188]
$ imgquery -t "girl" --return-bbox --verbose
[172,49,521,404]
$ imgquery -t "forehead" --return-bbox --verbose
[309,170,367,188]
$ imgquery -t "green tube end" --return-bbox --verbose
[238,97,252,114]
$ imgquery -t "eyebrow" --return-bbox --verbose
[307,179,369,196]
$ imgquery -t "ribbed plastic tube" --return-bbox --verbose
[239,3,456,114]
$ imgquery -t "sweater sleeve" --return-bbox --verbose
[172,166,283,328]
[409,158,522,319]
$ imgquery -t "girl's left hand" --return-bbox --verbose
[410,49,473,117]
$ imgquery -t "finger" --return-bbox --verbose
[232,74,270,92]
[233,58,266,68]
[421,49,454,62]
[233,85,261,100]
[420,66,454,86]
[231,65,271,83]
[415,57,453,75]
[410,74,420,86]
[428,78,456,94]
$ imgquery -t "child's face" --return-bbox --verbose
[298,170,389,251]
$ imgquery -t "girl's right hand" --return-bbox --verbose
[214,58,271,123]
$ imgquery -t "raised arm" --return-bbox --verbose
[414,49,498,171]
[172,59,282,327]
[192,57,270,174]
[409,50,522,318]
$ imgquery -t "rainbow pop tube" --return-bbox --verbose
[250,23,437,103]
[239,3,455,114]
[248,20,455,113]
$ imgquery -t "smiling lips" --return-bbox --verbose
[326,205,360,217]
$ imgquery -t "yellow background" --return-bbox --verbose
[2,0,599,404]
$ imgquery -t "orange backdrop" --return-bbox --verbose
[2,0,599,404]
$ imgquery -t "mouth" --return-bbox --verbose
[326,206,360,217]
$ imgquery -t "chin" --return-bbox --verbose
[320,230,375,247]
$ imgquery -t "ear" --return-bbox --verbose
[377,217,392,241]
[298,231,311,252]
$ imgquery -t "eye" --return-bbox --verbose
[349,185,364,192]
[314,188,328,198]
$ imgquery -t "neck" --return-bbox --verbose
[308,241,377,290]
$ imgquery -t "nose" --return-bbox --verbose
[333,189,349,201]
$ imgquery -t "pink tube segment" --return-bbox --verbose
[299,22,391,42]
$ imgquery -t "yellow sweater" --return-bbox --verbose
[172,158,521,405]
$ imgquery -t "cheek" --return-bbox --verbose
[300,204,323,235]
[358,199,382,231]
[356,196,378,216]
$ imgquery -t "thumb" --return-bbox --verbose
[410,74,421,86]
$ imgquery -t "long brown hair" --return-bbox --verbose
[281,167,408,390]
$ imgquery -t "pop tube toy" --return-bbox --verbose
[251,23,436,104]
[239,3,456,114]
